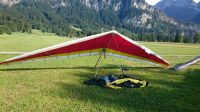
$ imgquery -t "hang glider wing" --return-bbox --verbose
[0,30,169,67]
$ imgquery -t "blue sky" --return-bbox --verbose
[145,0,200,5]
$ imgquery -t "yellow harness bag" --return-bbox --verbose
[106,78,148,89]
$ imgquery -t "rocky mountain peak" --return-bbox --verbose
[155,0,196,9]
[0,0,21,7]
[78,0,147,11]
[155,0,200,22]
[0,0,147,8]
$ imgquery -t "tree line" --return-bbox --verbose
[0,12,31,35]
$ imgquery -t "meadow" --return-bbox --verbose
[0,30,199,112]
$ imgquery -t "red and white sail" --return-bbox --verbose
[0,30,169,67]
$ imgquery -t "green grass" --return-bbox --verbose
[0,30,200,112]
[0,30,71,52]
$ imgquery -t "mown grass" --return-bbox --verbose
[0,30,199,112]
[0,30,71,52]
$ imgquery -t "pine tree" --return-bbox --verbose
[174,33,183,43]
[194,33,200,43]
[0,29,3,35]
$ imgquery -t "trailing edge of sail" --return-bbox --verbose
[0,30,169,67]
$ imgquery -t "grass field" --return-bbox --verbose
[0,30,200,112]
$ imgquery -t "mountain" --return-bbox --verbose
[155,0,200,23]
[193,2,200,23]
[0,0,21,7]
[0,0,199,42]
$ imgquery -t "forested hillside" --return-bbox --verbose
[0,10,31,34]
[0,0,200,43]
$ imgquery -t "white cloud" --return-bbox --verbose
[194,0,200,3]
[145,0,200,6]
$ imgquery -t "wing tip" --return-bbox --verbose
[163,62,170,68]
[0,61,8,65]
[0,60,14,65]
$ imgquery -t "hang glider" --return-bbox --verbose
[0,30,169,67]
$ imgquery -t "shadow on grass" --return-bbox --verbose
[49,68,200,112]
[0,66,96,71]
[0,65,120,71]
[0,64,158,71]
